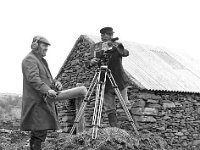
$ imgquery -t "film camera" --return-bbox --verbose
[95,37,123,65]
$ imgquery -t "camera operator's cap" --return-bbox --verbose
[100,27,114,34]
[33,35,51,46]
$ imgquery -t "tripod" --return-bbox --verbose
[70,65,139,139]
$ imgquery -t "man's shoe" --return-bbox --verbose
[108,112,118,127]
[30,138,42,150]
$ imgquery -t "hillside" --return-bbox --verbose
[0,92,22,122]
[0,93,171,150]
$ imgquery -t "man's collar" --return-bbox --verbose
[32,50,43,60]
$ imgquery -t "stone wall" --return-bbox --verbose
[128,88,200,149]
[55,35,200,149]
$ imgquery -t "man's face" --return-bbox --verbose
[101,33,113,42]
[38,43,48,57]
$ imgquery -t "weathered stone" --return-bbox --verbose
[163,102,175,109]
[181,136,188,140]
[196,107,200,114]
[182,141,188,146]
[146,99,159,104]
[143,107,158,116]
[162,99,172,103]
[175,113,182,118]
[132,99,146,107]
[192,140,200,146]
[165,132,174,136]
[146,103,162,109]
[195,102,200,106]
[174,102,182,107]
[137,93,161,100]
[174,132,184,136]
[131,108,143,115]
[137,116,156,122]
[61,116,68,122]
[84,52,91,57]
[163,115,171,120]
[157,127,165,131]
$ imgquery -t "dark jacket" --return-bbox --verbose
[90,41,130,91]
[20,51,60,131]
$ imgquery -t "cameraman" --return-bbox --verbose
[89,27,131,127]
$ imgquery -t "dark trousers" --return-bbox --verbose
[30,130,47,150]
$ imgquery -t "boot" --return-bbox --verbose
[108,112,118,127]
[30,138,42,150]
[30,139,34,150]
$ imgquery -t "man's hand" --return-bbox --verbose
[107,41,114,47]
[54,81,63,91]
[47,89,57,98]
[90,58,100,66]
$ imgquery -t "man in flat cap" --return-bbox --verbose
[89,27,131,127]
[21,36,62,150]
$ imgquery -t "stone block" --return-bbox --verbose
[132,99,146,107]
[146,103,162,109]
[147,99,159,104]
[174,132,184,136]
[143,107,158,116]
[192,140,200,146]
[137,93,161,100]
[131,107,143,115]
[137,116,156,122]
[163,102,175,109]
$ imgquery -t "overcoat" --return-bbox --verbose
[91,41,130,91]
[20,51,60,131]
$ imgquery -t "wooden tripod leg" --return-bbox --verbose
[92,69,107,139]
[107,71,139,136]
[70,71,99,135]
[92,74,101,139]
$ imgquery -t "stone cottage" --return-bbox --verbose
[55,35,200,149]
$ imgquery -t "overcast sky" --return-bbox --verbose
[1,0,200,94]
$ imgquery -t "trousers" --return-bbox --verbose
[104,86,129,114]
[30,130,47,150]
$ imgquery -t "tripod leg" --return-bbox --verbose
[92,72,102,138]
[107,72,139,135]
[92,70,107,139]
[70,71,99,135]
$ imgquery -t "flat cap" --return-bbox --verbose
[100,27,114,34]
[33,36,51,45]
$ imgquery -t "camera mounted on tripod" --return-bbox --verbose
[95,37,120,66]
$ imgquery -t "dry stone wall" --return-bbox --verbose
[55,35,200,149]
[128,88,200,149]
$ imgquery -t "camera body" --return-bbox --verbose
[94,37,119,65]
